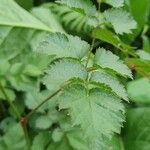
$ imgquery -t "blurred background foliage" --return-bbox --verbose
[0,0,149,149]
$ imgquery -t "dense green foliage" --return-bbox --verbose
[0,0,150,149]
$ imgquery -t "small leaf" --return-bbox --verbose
[92,28,132,53]
[35,109,60,129]
[52,128,64,142]
[0,122,26,150]
[57,0,96,16]
[90,70,128,101]
[125,58,150,76]
[35,33,90,59]
[0,59,10,75]
[127,78,150,104]
[136,50,150,61]
[0,88,16,101]
[123,108,150,150]
[36,116,52,129]
[23,64,42,77]
[25,90,56,112]
[104,8,137,34]
[43,58,87,91]
[94,48,132,78]
[32,132,51,150]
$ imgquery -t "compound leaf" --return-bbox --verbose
[58,84,124,149]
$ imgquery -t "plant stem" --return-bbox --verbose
[0,80,30,149]
[85,38,95,68]
[97,0,101,12]
[0,81,20,118]
[119,136,125,150]
[26,88,61,119]
[22,125,31,150]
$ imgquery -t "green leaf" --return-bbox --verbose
[52,128,64,142]
[15,0,32,10]
[35,109,60,129]
[47,137,74,150]
[66,129,89,150]
[57,0,96,16]
[0,0,57,60]
[49,4,94,35]
[0,27,34,60]
[90,70,128,101]
[104,0,124,8]
[92,28,121,47]
[94,48,132,78]
[35,33,89,59]
[104,8,137,34]
[23,64,42,77]
[127,78,150,104]
[35,116,52,129]
[142,35,150,53]
[31,7,65,33]
[0,0,51,32]
[50,126,89,150]
[32,132,51,150]
[42,58,87,91]
[125,58,150,76]
[126,0,150,33]
[58,84,124,149]
[107,135,124,150]
[25,89,58,113]
[0,122,26,150]
[0,59,10,75]
[92,28,133,54]
[0,88,16,102]
[123,108,150,150]
[136,50,150,61]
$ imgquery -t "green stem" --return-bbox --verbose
[119,136,125,150]
[85,38,95,68]
[26,88,61,119]
[22,125,31,150]
[0,80,30,149]
[0,81,20,118]
[97,0,101,12]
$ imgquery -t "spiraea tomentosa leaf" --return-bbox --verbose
[94,48,132,78]
[56,0,96,16]
[33,30,130,149]
[104,8,137,34]
[58,84,125,149]
[35,33,90,59]
[34,32,129,149]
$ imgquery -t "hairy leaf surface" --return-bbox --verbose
[94,48,132,78]
[58,84,124,149]
[35,33,90,59]
[104,8,137,34]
